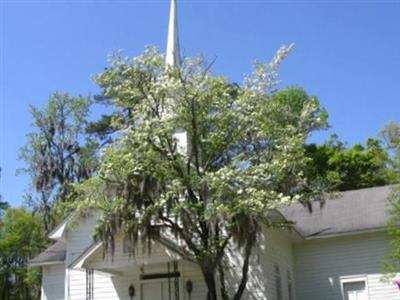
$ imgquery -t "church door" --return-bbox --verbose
[141,280,179,300]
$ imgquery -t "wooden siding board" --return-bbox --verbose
[42,265,65,300]
[294,232,399,300]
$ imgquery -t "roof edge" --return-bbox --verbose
[29,260,65,267]
[48,214,75,240]
[304,227,387,240]
[68,241,103,269]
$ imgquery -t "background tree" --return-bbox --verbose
[85,95,123,146]
[19,92,98,231]
[305,135,396,191]
[0,200,8,214]
[72,46,328,300]
[381,121,400,174]
[0,208,46,300]
[381,121,400,279]
[0,168,9,216]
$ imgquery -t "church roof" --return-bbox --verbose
[281,185,392,239]
[30,240,66,266]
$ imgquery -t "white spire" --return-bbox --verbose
[166,0,181,67]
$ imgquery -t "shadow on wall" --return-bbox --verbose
[221,229,295,300]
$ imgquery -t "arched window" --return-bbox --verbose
[274,264,282,300]
[287,271,294,300]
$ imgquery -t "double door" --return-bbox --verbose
[141,280,179,300]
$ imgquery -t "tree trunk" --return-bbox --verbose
[201,267,218,300]
[232,232,255,300]
[218,262,229,300]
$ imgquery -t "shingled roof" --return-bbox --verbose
[281,185,392,239]
[30,240,66,266]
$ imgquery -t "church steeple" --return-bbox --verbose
[166,0,181,67]
[165,0,187,155]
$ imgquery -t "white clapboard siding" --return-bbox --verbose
[42,264,65,300]
[67,228,196,300]
[65,212,99,300]
[180,260,208,300]
[215,228,296,300]
[68,269,118,300]
[68,226,296,300]
[247,228,296,300]
[91,236,204,300]
[65,212,99,265]
[294,232,399,300]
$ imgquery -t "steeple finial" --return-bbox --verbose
[166,0,181,67]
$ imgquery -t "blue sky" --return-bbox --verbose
[1,0,399,206]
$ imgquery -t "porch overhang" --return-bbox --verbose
[69,238,181,277]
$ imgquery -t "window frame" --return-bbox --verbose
[340,275,369,300]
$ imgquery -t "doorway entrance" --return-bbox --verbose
[141,279,179,300]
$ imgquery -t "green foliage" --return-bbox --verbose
[305,135,396,191]
[0,208,47,300]
[381,121,400,173]
[0,167,9,216]
[382,122,400,279]
[271,87,328,132]
[0,201,9,218]
[71,46,328,300]
[384,184,400,281]
[19,92,98,230]
[86,114,116,145]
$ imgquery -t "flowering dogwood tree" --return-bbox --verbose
[72,46,328,300]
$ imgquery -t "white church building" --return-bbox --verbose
[30,1,400,300]
[31,185,400,300]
